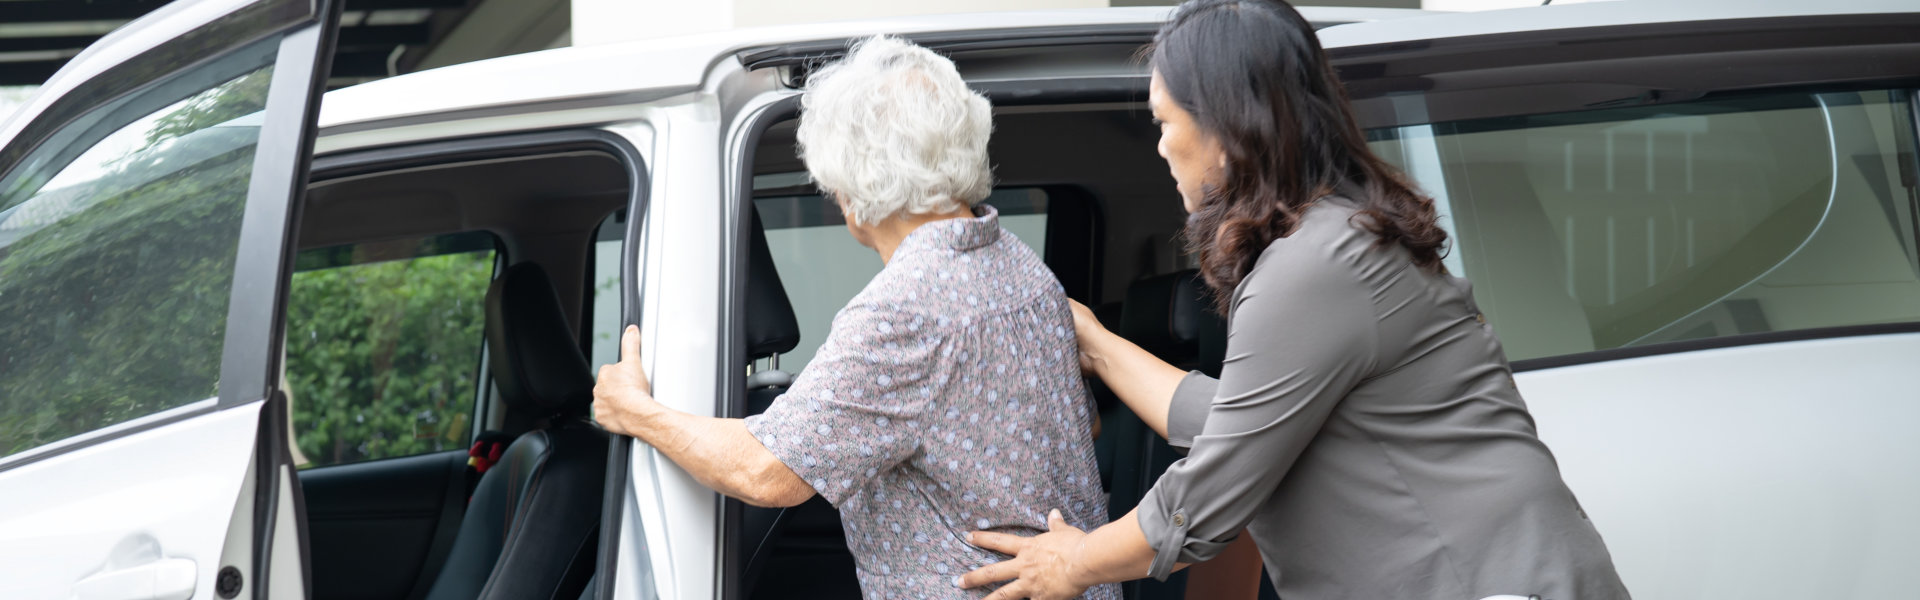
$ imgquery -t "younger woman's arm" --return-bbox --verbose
[1070,300,1189,438]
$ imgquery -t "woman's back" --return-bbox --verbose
[746,206,1118,599]
[1200,197,1629,599]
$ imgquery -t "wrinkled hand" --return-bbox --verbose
[593,325,656,437]
[1066,300,1106,374]
[960,510,1094,600]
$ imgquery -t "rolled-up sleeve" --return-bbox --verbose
[1135,248,1380,580]
[1165,372,1216,451]
[745,304,947,506]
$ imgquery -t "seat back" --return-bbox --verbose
[735,206,863,599]
[1107,269,1230,600]
[1118,270,1228,377]
[423,263,607,600]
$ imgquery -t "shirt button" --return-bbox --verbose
[1170,513,1186,527]
[1474,313,1487,324]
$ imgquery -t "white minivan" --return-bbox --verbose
[2,1,1917,599]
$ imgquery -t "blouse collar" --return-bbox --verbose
[897,204,1001,256]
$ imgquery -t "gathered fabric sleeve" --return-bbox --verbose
[1134,248,1382,580]
[745,304,948,506]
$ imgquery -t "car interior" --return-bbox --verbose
[287,149,630,600]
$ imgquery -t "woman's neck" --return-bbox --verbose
[871,208,976,264]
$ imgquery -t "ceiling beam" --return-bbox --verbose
[0,36,100,53]
[0,61,67,87]
[0,0,466,23]
[0,1,167,23]
[335,23,434,48]
[0,24,428,57]
[328,49,397,79]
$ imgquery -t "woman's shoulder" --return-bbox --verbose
[1249,198,1370,272]
[1236,197,1409,305]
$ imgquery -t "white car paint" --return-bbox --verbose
[0,402,261,600]
[1522,333,1920,599]
[306,4,1916,599]
[8,1,1911,599]
[1317,0,1920,47]
[310,6,1431,156]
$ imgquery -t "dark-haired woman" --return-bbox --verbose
[958,1,1629,599]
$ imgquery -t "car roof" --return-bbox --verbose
[313,6,1421,136]
[315,0,1920,141]
[1316,0,1920,47]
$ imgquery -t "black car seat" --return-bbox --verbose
[734,207,863,600]
[423,263,608,600]
[1119,270,1228,377]
[1106,269,1229,600]
[743,207,801,416]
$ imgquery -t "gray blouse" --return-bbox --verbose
[1135,198,1630,600]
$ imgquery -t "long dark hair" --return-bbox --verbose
[1151,0,1448,312]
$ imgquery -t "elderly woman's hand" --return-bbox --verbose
[593,325,659,437]
[960,510,1096,600]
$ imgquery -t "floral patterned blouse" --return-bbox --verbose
[745,205,1119,600]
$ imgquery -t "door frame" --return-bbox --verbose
[0,0,341,476]
[306,127,653,600]
[0,1,343,598]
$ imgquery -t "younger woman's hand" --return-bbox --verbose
[1066,299,1106,374]
[960,509,1095,600]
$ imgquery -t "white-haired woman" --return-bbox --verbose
[592,36,1120,599]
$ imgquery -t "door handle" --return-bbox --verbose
[72,558,197,600]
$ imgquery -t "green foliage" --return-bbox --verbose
[284,250,491,467]
[0,68,269,458]
[144,69,271,149]
[0,62,489,466]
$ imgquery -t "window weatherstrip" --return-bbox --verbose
[218,19,337,408]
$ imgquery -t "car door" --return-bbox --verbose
[1322,4,1920,599]
[0,1,341,599]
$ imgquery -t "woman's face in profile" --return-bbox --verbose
[1150,70,1226,214]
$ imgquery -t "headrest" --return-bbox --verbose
[485,263,596,417]
[745,207,801,360]
[1118,270,1228,375]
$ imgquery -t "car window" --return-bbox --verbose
[589,210,626,369]
[752,186,1049,372]
[1369,89,1920,362]
[0,62,275,460]
[283,232,497,468]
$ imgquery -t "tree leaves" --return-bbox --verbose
[284,250,491,467]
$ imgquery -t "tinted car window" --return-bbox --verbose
[590,210,626,370]
[752,186,1049,372]
[0,65,274,459]
[1370,90,1920,361]
[284,232,496,467]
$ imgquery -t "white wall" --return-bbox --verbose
[574,0,1105,45]
[0,86,38,129]
[1423,0,1612,10]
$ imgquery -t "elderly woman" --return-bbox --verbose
[592,36,1119,599]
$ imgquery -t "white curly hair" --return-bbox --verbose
[796,35,995,226]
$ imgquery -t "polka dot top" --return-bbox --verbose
[745,205,1119,600]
